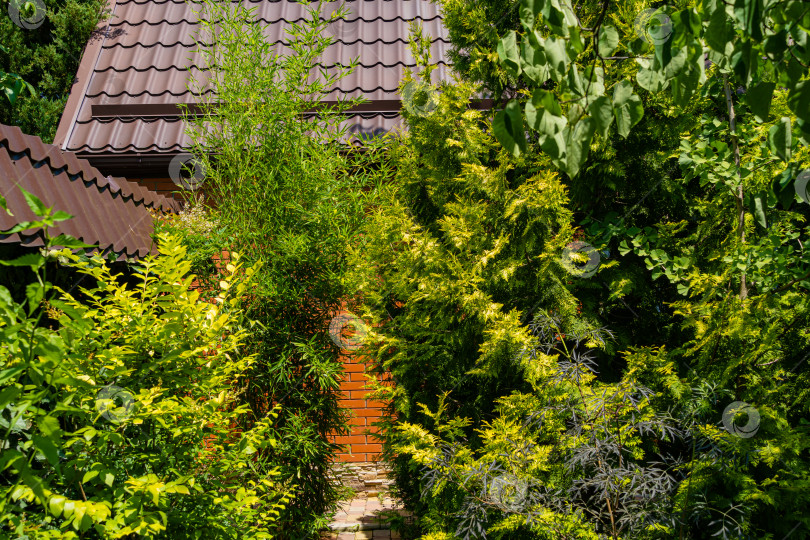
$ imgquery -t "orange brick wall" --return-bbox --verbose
[330,350,389,462]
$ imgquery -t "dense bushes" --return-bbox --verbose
[0,194,290,538]
[169,1,388,536]
[350,1,810,538]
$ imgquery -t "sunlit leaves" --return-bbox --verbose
[493,101,527,156]
[768,117,792,162]
[612,81,644,139]
[746,81,776,123]
[497,31,521,78]
[597,25,619,57]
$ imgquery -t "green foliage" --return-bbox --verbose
[0,190,291,538]
[0,0,105,141]
[351,1,810,538]
[178,0,386,535]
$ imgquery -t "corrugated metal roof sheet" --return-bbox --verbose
[54,0,451,164]
[0,124,179,259]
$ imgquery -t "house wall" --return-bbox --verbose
[331,349,389,463]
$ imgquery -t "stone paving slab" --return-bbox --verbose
[322,494,410,539]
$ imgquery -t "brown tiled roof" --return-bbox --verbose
[54,0,451,175]
[0,124,179,259]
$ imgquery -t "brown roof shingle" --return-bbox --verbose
[54,0,451,173]
[0,124,179,259]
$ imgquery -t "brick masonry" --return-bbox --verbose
[330,344,390,462]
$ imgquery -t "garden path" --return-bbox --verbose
[321,492,411,540]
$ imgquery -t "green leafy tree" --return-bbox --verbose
[0,190,291,538]
[0,0,105,141]
[351,0,810,538]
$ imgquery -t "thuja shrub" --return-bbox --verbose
[0,0,106,141]
[181,0,388,535]
[0,193,290,538]
[348,72,586,532]
[353,1,810,537]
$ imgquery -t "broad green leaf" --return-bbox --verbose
[636,58,668,92]
[0,253,45,270]
[768,117,792,162]
[0,386,20,410]
[771,165,797,209]
[566,64,584,97]
[0,366,25,386]
[747,191,768,228]
[39,415,61,438]
[671,62,702,107]
[597,25,619,57]
[587,96,613,139]
[3,220,41,234]
[520,41,549,84]
[21,188,49,217]
[746,81,776,122]
[664,46,689,80]
[51,210,73,222]
[612,80,644,138]
[705,3,733,52]
[83,470,99,483]
[26,282,45,315]
[33,434,60,467]
[734,0,763,42]
[731,39,754,84]
[493,101,527,157]
[49,495,66,517]
[525,89,565,136]
[102,471,115,487]
[543,36,569,82]
[519,0,543,30]
[564,117,596,177]
[50,234,94,250]
[497,32,521,78]
[787,80,810,125]
[582,66,605,97]
[763,29,789,62]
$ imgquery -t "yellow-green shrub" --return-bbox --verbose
[0,199,290,539]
